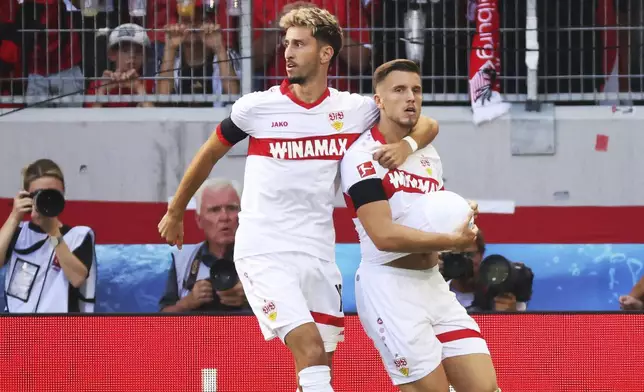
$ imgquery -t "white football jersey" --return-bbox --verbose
[222,81,379,262]
[340,126,445,265]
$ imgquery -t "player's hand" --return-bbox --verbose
[450,211,478,251]
[468,200,479,217]
[619,295,644,310]
[494,293,518,311]
[188,280,214,308]
[373,140,413,169]
[158,211,185,249]
[216,281,246,307]
[10,191,33,221]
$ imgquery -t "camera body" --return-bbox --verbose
[440,252,534,311]
[27,189,66,217]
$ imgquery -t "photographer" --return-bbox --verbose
[159,178,247,312]
[0,159,96,313]
[442,230,532,312]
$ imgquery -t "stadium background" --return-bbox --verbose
[2,0,644,391]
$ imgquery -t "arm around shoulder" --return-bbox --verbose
[408,116,439,149]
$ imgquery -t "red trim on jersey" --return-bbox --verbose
[311,311,344,328]
[382,169,442,199]
[247,134,360,160]
[215,124,233,147]
[343,193,357,218]
[280,80,330,109]
[436,329,483,343]
[371,126,386,143]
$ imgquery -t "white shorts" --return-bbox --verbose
[355,264,489,386]
[236,251,345,352]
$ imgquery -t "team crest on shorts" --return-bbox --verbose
[394,355,409,377]
[328,111,344,131]
[262,300,277,321]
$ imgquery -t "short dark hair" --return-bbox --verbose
[373,59,421,90]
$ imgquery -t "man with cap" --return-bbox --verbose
[86,23,154,108]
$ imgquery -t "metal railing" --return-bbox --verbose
[0,0,643,109]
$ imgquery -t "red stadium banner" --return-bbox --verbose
[1,199,642,244]
[0,314,642,392]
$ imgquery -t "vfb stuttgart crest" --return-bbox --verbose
[394,355,409,377]
[262,300,277,321]
[328,111,344,131]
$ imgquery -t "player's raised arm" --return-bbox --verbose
[341,151,475,254]
[373,116,439,169]
[159,97,253,248]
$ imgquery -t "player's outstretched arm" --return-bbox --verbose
[349,179,476,253]
[158,131,233,249]
[373,116,439,169]
[171,132,232,216]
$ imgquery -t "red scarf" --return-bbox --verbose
[468,0,509,125]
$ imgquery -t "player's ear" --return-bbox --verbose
[319,44,333,65]
[374,93,384,110]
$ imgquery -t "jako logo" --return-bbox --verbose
[272,121,288,128]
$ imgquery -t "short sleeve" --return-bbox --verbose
[340,143,385,194]
[229,93,256,132]
[216,93,257,146]
[355,95,379,132]
[71,233,95,273]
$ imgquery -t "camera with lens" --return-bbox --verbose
[27,189,66,217]
[440,252,534,311]
[208,257,239,292]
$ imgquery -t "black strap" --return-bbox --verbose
[183,257,202,291]
[13,238,47,255]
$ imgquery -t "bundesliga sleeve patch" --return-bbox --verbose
[357,162,376,178]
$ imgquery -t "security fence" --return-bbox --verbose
[0,0,642,108]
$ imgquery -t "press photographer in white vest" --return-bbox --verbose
[159,178,247,312]
[0,159,96,313]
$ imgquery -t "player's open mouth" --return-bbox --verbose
[405,107,416,113]
[286,62,297,70]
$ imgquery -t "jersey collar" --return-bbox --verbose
[370,125,386,144]
[280,79,330,109]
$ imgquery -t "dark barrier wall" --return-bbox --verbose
[0,313,642,392]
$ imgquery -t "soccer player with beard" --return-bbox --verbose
[341,60,500,392]
[159,6,442,392]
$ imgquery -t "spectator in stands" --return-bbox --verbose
[446,231,528,312]
[156,1,240,107]
[86,23,154,108]
[0,159,97,313]
[252,0,372,92]
[20,0,84,107]
[159,178,247,313]
[144,0,237,83]
[619,275,644,311]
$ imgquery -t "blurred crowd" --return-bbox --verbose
[1,0,643,108]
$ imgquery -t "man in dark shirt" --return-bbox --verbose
[159,178,247,312]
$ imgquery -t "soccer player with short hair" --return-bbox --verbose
[341,59,500,392]
[159,6,440,392]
